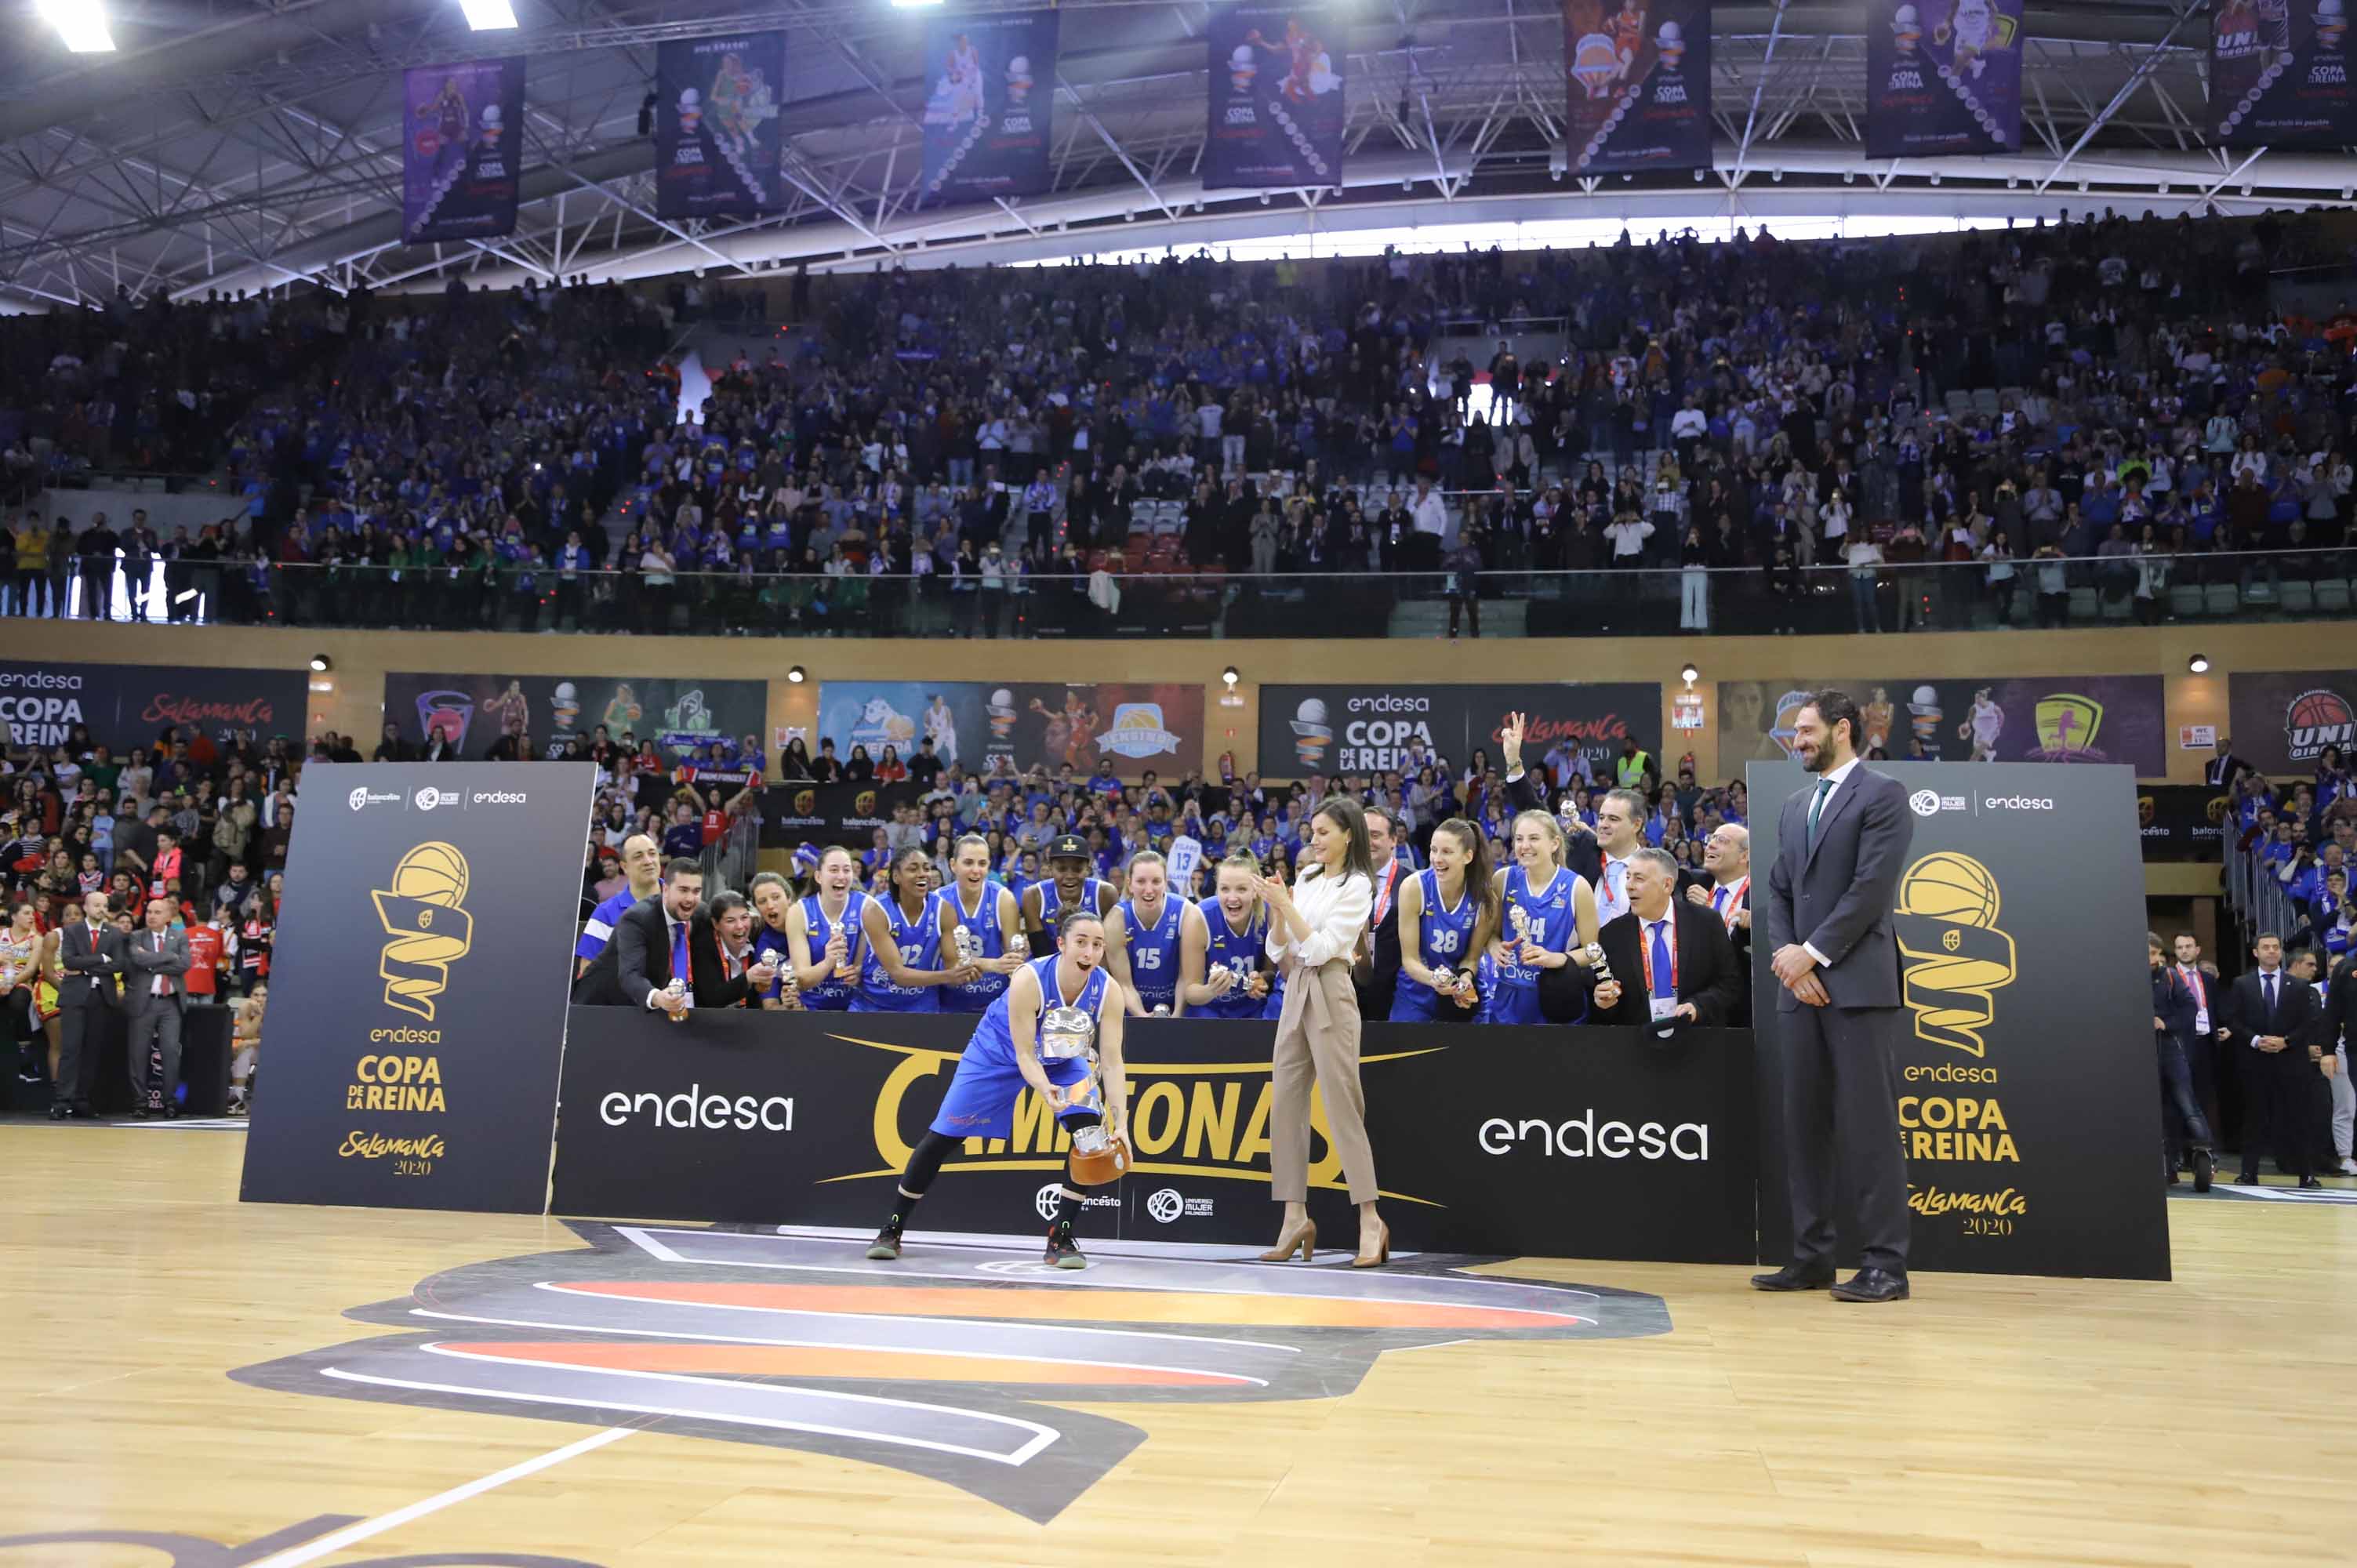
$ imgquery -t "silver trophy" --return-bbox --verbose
[1039,1004,1094,1060]
[1582,942,1614,992]
[951,924,979,965]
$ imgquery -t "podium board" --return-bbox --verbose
[1747,760,2169,1280]
[240,763,597,1214]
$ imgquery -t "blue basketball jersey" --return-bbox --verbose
[797,890,867,1011]
[1491,862,1581,1025]
[854,891,944,1013]
[1037,876,1110,927]
[930,954,1109,1140]
[1116,895,1184,1012]
[1197,897,1268,1019]
[1392,869,1480,1020]
[942,882,1015,1014]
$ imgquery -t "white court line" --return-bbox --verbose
[242,1425,633,1568]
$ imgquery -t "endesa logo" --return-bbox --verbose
[1982,796,2054,811]
[1478,1111,1711,1161]
[470,789,529,806]
[601,1085,795,1132]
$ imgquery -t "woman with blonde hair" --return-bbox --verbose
[1258,797,1385,1267]
[1484,808,1598,1025]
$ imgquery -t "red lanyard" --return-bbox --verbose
[1374,862,1400,926]
[2178,964,2206,1008]
[1639,914,1678,996]
[1712,877,1749,932]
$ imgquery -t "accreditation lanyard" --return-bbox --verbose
[1640,915,1679,999]
[1712,876,1749,934]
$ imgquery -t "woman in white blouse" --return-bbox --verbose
[1256,795,1388,1268]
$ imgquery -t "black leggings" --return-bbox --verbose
[899,1109,1105,1197]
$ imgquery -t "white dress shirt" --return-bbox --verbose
[1268,867,1372,971]
[1799,756,1863,971]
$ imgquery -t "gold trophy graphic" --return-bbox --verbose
[371,842,474,1022]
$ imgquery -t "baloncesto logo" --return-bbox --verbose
[233,1222,1668,1520]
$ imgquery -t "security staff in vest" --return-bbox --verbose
[1753,688,1916,1304]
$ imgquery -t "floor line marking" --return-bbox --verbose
[242,1425,634,1568]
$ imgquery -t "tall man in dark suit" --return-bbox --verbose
[52,891,124,1120]
[575,858,772,1013]
[123,898,191,1117]
[1354,805,1407,1020]
[1754,689,1916,1304]
[2220,931,2324,1188]
[1579,848,1743,1028]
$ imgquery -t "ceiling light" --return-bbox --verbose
[787,666,808,684]
[2188,654,2210,674]
[890,0,946,7]
[1843,170,1856,184]
[1929,172,1941,186]
[1680,663,1699,686]
[38,0,114,51]
[309,654,332,673]
[1222,666,1240,688]
[459,0,518,29]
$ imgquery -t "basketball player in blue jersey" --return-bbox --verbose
[1021,832,1117,937]
[783,845,868,1011]
[852,848,978,1013]
[867,907,1130,1268]
[746,871,806,1009]
[575,833,659,978]
[942,834,1027,1014]
[1186,851,1276,1018]
[1391,818,1498,1022]
[1104,849,1200,1016]
[1486,809,1598,1024]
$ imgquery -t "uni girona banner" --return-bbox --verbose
[1561,0,1713,176]
[2226,669,2357,774]
[239,764,597,1214]
[1748,761,2166,1280]
[1865,0,2025,158]
[2211,0,2357,148]
[919,9,1059,205]
[656,32,786,218]
[1202,3,1346,189]
[401,57,526,244]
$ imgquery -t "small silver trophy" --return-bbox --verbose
[1582,942,1614,991]
[951,924,979,965]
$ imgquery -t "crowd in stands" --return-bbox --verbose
[7,209,2357,636]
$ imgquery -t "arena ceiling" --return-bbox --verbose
[0,0,2326,307]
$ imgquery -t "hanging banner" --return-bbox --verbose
[2138,784,2235,863]
[1865,0,2025,158]
[656,32,785,218]
[1561,0,1713,175]
[401,57,526,244]
[815,682,1205,779]
[1748,761,2167,1280]
[756,780,926,849]
[0,659,308,753]
[383,673,770,766]
[2226,669,2357,774]
[2212,0,2357,148]
[1716,675,2167,777]
[1258,683,1660,783]
[1203,3,1346,189]
[919,10,1059,205]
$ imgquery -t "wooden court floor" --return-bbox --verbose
[2,1123,2352,1568]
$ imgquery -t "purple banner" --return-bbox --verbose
[1865,0,2024,158]
[1563,0,1712,175]
[657,33,786,219]
[2212,0,2357,149]
[1717,675,2167,777]
[920,10,1059,205]
[1203,4,1346,190]
[401,58,525,244]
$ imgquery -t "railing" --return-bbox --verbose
[8,548,2355,640]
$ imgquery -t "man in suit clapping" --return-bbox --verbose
[576,858,772,1014]
[1752,689,1916,1304]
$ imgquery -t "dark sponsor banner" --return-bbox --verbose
[919,10,1058,205]
[240,763,597,1214]
[383,672,768,764]
[656,32,785,218]
[2212,0,2357,149]
[401,56,525,244]
[1562,0,1712,176]
[1747,761,2167,1279]
[1865,0,2025,158]
[1258,683,1659,782]
[0,659,308,752]
[1203,4,1346,189]
[1716,674,2166,776]
[553,1010,1756,1264]
[757,780,925,849]
[2139,784,2235,862]
[2228,669,2357,775]
[816,681,1204,779]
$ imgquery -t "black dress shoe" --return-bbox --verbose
[46,1105,67,1122]
[2237,1169,2260,1185]
[2299,1175,2324,1189]
[1750,1261,1835,1291]
[2192,1149,2214,1193]
[1831,1267,1911,1303]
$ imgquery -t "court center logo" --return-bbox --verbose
[370,841,474,1021]
[1893,851,2017,1058]
[231,1222,1667,1522]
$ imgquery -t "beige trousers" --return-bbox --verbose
[1269,956,1379,1206]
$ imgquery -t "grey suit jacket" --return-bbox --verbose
[122,927,191,1014]
[1759,764,1913,1012]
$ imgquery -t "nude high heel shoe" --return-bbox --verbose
[1259,1218,1316,1261]
[1352,1218,1391,1269]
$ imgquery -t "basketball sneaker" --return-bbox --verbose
[1044,1219,1086,1269]
[865,1224,903,1261]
